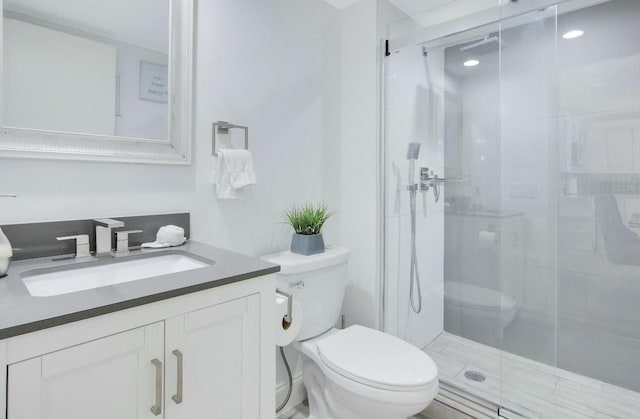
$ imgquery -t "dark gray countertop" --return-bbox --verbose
[0,241,279,339]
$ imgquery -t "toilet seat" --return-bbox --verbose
[316,325,438,392]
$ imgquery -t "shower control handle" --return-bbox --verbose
[420,167,431,191]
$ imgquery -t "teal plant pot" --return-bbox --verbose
[291,233,325,256]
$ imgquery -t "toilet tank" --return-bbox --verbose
[262,247,349,341]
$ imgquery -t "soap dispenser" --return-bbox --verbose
[0,227,12,278]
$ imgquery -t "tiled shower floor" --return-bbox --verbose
[425,332,640,419]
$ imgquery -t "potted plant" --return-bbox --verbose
[285,203,331,255]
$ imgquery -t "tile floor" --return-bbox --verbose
[425,332,640,419]
[278,401,429,419]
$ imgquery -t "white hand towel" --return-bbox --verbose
[215,149,257,199]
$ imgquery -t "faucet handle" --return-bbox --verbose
[56,234,91,258]
[94,218,125,228]
[115,230,143,254]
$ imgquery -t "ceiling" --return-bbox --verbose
[322,0,361,9]
[4,0,169,53]
[443,0,640,80]
[323,0,499,28]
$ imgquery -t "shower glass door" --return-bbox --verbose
[386,1,640,417]
[496,6,559,416]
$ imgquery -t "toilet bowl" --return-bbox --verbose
[444,281,518,345]
[262,247,439,419]
[294,326,438,419]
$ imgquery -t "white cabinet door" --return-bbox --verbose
[165,294,261,419]
[8,322,164,419]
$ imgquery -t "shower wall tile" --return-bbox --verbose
[385,44,445,346]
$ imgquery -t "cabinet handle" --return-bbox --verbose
[172,349,184,404]
[150,358,163,416]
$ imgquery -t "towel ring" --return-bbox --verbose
[212,121,249,156]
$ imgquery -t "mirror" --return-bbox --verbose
[0,0,193,164]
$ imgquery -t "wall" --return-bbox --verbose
[3,17,116,135]
[115,44,169,141]
[189,1,341,408]
[377,0,445,349]
[383,43,446,349]
[3,12,169,141]
[189,0,341,256]
[338,0,379,330]
[1,0,341,411]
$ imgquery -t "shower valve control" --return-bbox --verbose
[420,167,432,191]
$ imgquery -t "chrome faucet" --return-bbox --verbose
[94,218,125,256]
[115,230,143,255]
[56,235,91,258]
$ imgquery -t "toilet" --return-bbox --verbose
[444,281,518,345]
[262,247,438,419]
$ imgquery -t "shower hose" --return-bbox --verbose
[409,184,422,314]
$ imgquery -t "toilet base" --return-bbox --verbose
[302,358,436,419]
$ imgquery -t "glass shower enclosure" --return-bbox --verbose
[383,0,640,417]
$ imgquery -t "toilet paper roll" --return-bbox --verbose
[478,230,499,251]
[275,294,303,347]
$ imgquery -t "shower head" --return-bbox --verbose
[407,142,421,160]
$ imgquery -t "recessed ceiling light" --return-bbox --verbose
[562,30,584,40]
[464,59,480,67]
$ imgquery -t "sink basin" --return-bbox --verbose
[21,252,213,297]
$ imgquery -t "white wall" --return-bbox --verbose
[0,1,341,409]
[188,0,341,405]
[338,0,379,330]
[384,44,445,349]
[189,0,341,256]
[3,17,116,135]
[115,44,168,140]
[3,13,169,141]
[375,0,446,348]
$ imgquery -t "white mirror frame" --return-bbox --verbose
[0,0,193,165]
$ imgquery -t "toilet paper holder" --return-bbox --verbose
[276,289,293,324]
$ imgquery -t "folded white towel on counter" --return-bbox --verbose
[214,149,257,199]
[141,225,186,248]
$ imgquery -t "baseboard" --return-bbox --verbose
[275,373,306,418]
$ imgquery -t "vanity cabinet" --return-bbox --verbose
[1,276,274,419]
[165,295,260,419]
[8,323,164,419]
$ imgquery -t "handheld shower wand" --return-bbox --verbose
[406,143,422,314]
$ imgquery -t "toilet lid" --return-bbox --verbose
[316,325,438,391]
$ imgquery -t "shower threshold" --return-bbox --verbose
[424,332,640,419]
